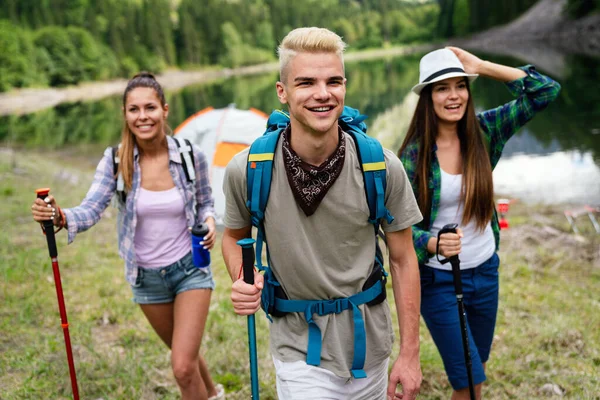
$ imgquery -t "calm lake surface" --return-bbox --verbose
[2,51,599,208]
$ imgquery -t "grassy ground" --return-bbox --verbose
[1,146,599,400]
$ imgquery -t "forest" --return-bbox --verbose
[0,0,597,92]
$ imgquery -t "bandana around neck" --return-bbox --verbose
[282,126,346,216]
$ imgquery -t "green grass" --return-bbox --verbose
[1,147,599,399]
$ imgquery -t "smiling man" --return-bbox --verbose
[221,27,423,400]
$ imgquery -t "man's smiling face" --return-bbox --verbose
[276,51,346,137]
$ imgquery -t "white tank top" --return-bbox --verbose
[426,169,495,270]
[134,187,191,268]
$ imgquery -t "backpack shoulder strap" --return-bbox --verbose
[112,144,126,204]
[246,109,289,227]
[341,106,394,228]
[245,111,288,323]
[174,136,196,183]
[246,129,282,227]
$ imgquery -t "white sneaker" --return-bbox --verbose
[208,383,225,400]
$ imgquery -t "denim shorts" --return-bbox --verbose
[131,252,215,304]
[420,253,500,390]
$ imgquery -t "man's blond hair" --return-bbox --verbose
[278,27,347,83]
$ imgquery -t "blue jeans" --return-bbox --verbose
[131,252,215,304]
[420,253,500,390]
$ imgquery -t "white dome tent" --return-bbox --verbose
[174,104,268,224]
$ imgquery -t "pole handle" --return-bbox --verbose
[237,238,256,285]
[437,223,462,293]
[36,188,58,258]
[436,223,459,264]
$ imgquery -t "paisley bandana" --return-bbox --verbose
[282,126,346,216]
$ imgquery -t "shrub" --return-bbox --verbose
[0,20,47,91]
[220,22,274,68]
[33,26,83,86]
[66,26,118,81]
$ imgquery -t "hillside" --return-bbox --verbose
[453,0,600,77]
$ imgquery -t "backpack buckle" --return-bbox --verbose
[316,298,348,316]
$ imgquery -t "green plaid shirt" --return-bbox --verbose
[400,65,561,265]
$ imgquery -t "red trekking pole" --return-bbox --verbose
[35,188,80,400]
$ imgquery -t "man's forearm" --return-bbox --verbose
[390,254,421,358]
[222,226,252,281]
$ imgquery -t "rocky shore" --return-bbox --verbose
[452,0,600,77]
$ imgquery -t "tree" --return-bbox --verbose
[437,0,455,38]
[34,26,83,86]
[0,20,47,91]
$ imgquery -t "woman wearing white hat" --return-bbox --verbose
[398,47,560,399]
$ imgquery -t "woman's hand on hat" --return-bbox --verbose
[446,46,484,75]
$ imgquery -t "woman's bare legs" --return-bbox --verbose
[140,289,216,399]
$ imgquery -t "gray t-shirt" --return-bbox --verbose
[223,132,422,378]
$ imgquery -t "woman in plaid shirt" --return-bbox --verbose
[31,73,225,400]
[398,47,560,399]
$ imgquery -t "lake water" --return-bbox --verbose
[1,51,599,210]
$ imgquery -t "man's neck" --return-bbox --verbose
[289,122,340,166]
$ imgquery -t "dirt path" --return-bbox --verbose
[0,44,432,117]
[0,63,278,117]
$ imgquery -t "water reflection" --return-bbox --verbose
[1,52,598,205]
[494,151,600,204]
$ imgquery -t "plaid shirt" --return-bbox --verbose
[63,135,215,284]
[400,65,561,264]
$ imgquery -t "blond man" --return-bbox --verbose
[222,27,422,400]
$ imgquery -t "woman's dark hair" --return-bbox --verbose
[398,80,494,231]
[122,71,166,107]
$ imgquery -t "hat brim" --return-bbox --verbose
[411,72,479,95]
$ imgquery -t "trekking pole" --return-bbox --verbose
[237,238,260,399]
[437,223,475,400]
[35,188,80,400]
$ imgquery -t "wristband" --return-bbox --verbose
[54,207,66,234]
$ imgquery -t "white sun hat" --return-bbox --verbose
[411,48,479,95]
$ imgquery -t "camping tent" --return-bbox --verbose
[174,105,268,224]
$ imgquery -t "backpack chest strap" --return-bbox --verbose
[273,280,383,379]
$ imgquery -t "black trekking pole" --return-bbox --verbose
[437,223,475,400]
[35,188,80,400]
[237,238,260,399]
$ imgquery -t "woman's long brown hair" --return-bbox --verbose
[398,82,494,230]
[118,72,167,191]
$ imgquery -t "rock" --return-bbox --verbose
[539,383,565,396]
[453,0,600,77]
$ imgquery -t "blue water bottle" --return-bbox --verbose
[191,222,211,271]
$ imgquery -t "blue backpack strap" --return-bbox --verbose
[246,110,289,321]
[340,106,394,229]
[246,110,289,224]
[246,132,280,227]
[274,280,384,379]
